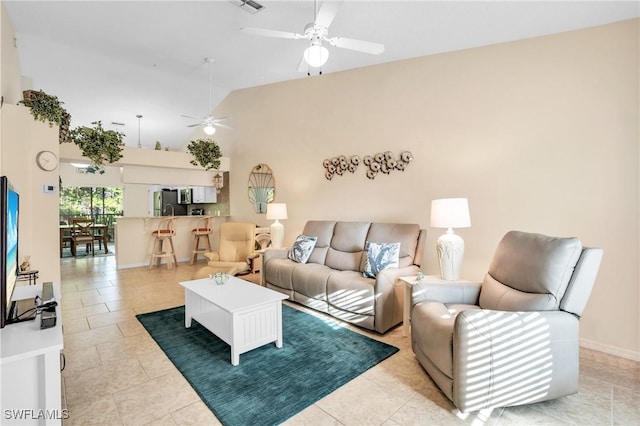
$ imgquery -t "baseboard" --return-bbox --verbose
[117,257,192,270]
[580,338,640,361]
[117,262,148,270]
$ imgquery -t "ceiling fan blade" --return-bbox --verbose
[315,0,343,28]
[212,116,230,123]
[215,123,234,130]
[181,114,199,120]
[186,123,200,128]
[241,27,304,40]
[326,36,384,55]
[296,56,308,73]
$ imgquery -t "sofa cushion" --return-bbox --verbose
[288,235,318,264]
[363,241,400,278]
[292,263,333,301]
[366,223,421,268]
[302,221,336,265]
[325,222,370,271]
[327,270,376,316]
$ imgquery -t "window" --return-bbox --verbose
[59,187,123,243]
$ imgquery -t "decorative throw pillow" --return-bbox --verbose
[288,235,318,264]
[363,241,400,278]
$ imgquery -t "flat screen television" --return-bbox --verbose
[1,176,19,328]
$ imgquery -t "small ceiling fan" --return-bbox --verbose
[241,0,384,72]
[182,57,232,135]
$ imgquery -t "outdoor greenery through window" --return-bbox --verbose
[60,187,123,242]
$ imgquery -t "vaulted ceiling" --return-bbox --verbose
[4,1,638,149]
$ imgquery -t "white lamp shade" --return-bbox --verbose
[266,203,287,220]
[304,44,329,67]
[203,124,216,135]
[430,198,471,229]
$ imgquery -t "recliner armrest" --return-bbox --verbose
[204,252,220,262]
[376,266,420,289]
[262,248,288,264]
[411,281,481,307]
[453,309,580,412]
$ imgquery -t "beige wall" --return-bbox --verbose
[217,19,639,359]
[1,104,61,285]
[1,1,22,106]
[1,2,61,285]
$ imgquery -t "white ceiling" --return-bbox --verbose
[4,1,638,150]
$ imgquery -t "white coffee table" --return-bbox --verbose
[179,276,288,365]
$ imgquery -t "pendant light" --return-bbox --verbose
[136,114,143,148]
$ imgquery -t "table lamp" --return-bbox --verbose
[430,198,471,280]
[266,203,287,249]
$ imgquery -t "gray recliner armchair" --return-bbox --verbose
[411,230,603,413]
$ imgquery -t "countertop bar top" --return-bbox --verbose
[115,215,228,220]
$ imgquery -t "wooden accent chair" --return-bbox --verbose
[71,218,95,257]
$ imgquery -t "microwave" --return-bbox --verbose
[178,188,192,204]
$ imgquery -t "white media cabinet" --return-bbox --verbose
[1,283,63,425]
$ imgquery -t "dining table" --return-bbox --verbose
[59,224,109,257]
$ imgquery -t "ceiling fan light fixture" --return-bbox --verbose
[304,43,329,67]
[70,163,90,169]
[203,124,216,135]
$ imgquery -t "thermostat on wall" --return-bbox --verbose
[42,184,57,194]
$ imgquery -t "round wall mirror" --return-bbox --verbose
[248,163,275,213]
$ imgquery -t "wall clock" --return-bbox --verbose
[35,150,58,171]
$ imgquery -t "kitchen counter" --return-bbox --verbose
[114,216,227,269]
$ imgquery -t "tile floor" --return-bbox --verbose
[59,254,639,425]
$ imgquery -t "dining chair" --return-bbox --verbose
[60,220,73,251]
[71,218,95,257]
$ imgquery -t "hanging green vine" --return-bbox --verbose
[187,138,222,170]
[70,121,125,167]
[20,90,72,143]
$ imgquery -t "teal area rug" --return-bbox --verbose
[136,304,398,426]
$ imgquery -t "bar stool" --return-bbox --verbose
[190,216,214,265]
[149,217,177,270]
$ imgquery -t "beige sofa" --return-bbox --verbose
[263,220,426,333]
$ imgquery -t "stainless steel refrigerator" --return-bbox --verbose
[153,190,187,216]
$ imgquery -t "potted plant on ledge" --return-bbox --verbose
[71,121,125,174]
[20,89,72,143]
[187,138,222,170]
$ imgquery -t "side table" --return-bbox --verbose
[17,269,39,286]
[399,275,475,337]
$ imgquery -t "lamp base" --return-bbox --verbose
[270,220,284,249]
[436,230,465,281]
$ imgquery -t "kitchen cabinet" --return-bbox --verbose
[191,186,217,203]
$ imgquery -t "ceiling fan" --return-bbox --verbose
[182,57,232,135]
[241,0,384,72]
